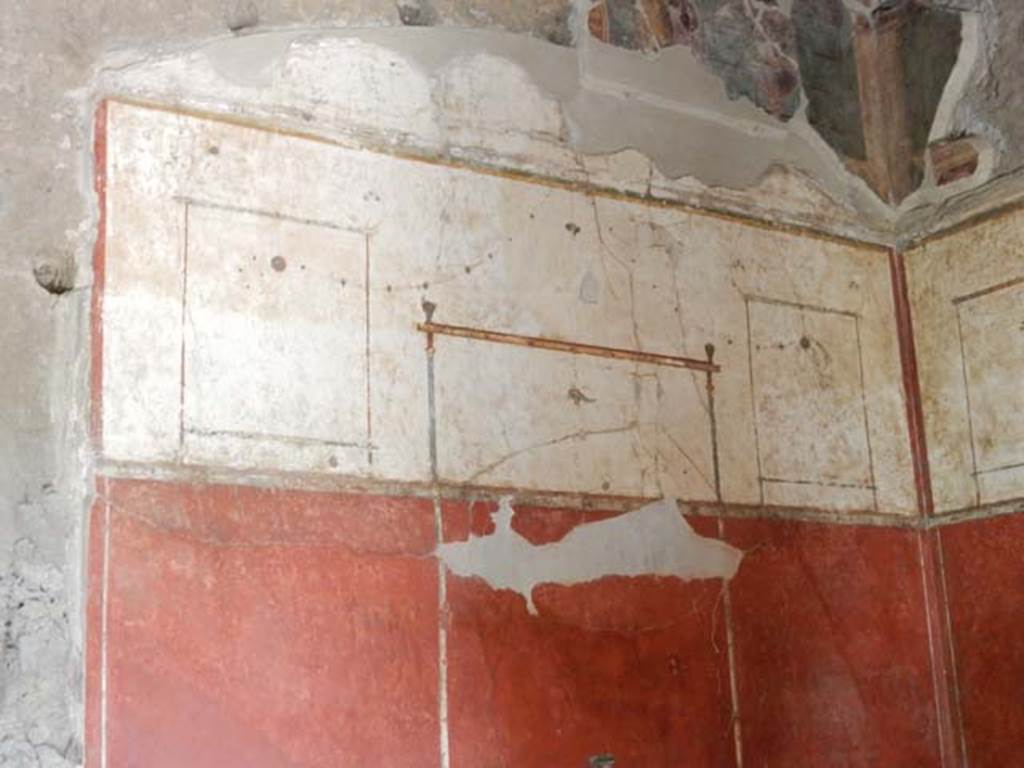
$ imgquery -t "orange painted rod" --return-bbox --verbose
[417,321,720,373]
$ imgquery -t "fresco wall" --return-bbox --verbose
[86,100,948,767]
[908,215,1024,514]
[907,209,1024,766]
[98,101,914,515]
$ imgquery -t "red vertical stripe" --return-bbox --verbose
[90,100,108,451]
[891,247,964,766]
[888,248,934,517]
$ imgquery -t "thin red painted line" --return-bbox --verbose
[893,249,965,766]
[84,480,107,768]
[934,528,968,762]
[98,475,111,768]
[917,529,965,767]
[951,273,1024,306]
[889,249,934,516]
[90,100,109,452]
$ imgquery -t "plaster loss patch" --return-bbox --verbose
[437,497,743,614]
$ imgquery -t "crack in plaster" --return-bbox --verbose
[462,422,640,485]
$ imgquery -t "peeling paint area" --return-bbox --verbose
[907,213,1024,513]
[437,497,742,613]
[87,12,994,222]
[100,100,915,514]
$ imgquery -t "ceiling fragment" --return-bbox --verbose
[586,0,967,205]
[587,0,801,120]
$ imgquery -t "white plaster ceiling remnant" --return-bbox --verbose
[436,497,743,615]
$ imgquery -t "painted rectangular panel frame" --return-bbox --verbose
[180,197,373,474]
[745,296,878,512]
[952,275,1024,505]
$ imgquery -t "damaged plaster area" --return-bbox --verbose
[91,0,1006,241]
[96,25,880,238]
[437,498,743,615]
[586,0,803,121]
[581,0,989,210]
[0,540,77,768]
[901,0,1024,237]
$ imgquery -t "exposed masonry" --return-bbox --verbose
[437,497,743,614]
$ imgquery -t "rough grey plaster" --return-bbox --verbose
[0,540,78,768]
[395,0,576,45]
[437,498,743,614]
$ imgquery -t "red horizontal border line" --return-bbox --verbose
[928,496,1024,529]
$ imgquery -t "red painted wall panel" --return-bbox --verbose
[84,486,106,768]
[89,485,743,767]
[723,518,941,767]
[90,478,440,768]
[941,514,1024,767]
[88,479,959,767]
[445,569,736,768]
